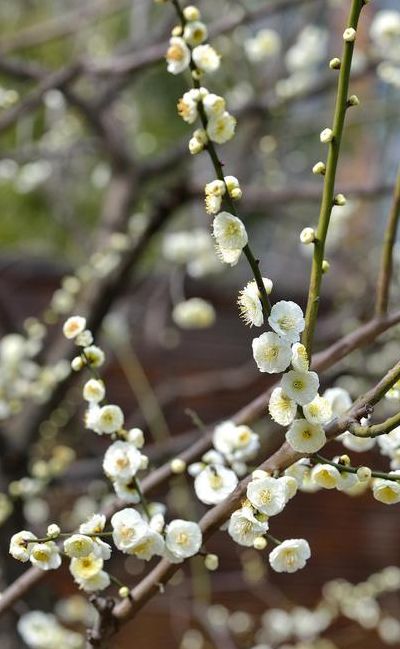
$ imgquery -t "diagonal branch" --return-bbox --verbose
[375,167,400,316]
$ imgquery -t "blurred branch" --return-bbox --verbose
[375,167,400,316]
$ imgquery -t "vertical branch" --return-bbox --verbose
[375,168,400,316]
[301,0,365,357]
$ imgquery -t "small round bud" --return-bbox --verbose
[329,57,341,70]
[204,553,219,571]
[348,94,360,107]
[183,5,201,21]
[170,458,187,474]
[300,227,316,245]
[357,466,372,482]
[320,128,334,144]
[253,536,267,550]
[191,69,202,81]
[343,27,356,42]
[171,25,183,36]
[189,137,204,155]
[71,356,84,372]
[312,161,326,175]
[119,586,130,598]
[47,523,61,539]
[322,260,330,273]
[339,454,351,466]
[334,193,347,206]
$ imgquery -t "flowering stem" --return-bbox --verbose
[133,476,151,520]
[349,409,400,439]
[266,532,282,546]
[170,0,271,317]
[312,454,400,482]
[301,0,365,358]
[375,167,400,316]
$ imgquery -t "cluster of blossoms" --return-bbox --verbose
[370,9,400,88]
[17,610,84,649]
[189,420,260,505]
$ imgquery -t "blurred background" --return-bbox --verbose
[0,0,400,647]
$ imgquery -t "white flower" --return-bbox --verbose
[127,427,145,448]
[207,111,236,144]
[63,316,86,340]
[9,530,37,562]
[268,300,305,343]
[64,534,94,558]
[291,343,309,371]
[311,464,341,489]
[82,345,105,368]
[202,93,226,118]
[82,379,105,403]
[244,29,281,63]
[128,527,165,561]
[192,44,220,73]
[286,419,326,453]
[238,279,273,327]
[269,538,311,573]
[75,330,93,347]
[224,175,242,200]
[70,553,103,581]
[336,470,359,492]
[183,5,200,21]
[228,506,269,546]
[95,404,124,434]
[252,332,292,374]
[103,440,143,482]
[268,387,297,426]
[281,370,319,405]
[172,298,216,329]
[246,476,287,516]
[370,11,400,49]
[17,611,69,649]
[164,519,202,562]
[320,128,334,143]
[183,21,208,47]
[323,387,352,417]
[300,227,315,245]
[213,421,259,462]
[372,477,400,504]
[177,90,199,124]
[30,541,61,571]
[339,431,376,452]
[303,395,332,424]
[80,513,106,535]
[213,212,247,250]
[111,508,148,553]
[194,465,238,505]
[113,479,140,503]
[166,37,190,75]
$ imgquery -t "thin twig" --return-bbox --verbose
[375,168,400,315]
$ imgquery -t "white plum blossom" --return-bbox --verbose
[95,404,124,434]
[166,37,191,75]
[30,542,61,571]
[164,519,202,563]
[228,506,269,546]
[268,301,305,343]
[194,465,238,505]
[244,29,281,63]
[372,477,400,505]
[213,212,248,250]
[63,316,86,340]
[204,179,225,214]
[323,387,352,416]
[281,370,319,406]
[213,421,259,462]
[9,530,37,562]
[207,111,236,144]
[103,441,144,483]
[64,534,94,558]
[177,89,200,124]
[113,479,141,503]
[81,345,105,368]
[183,21,208,47]
[286,419,326,453]
[269,538,311,573]
[291,343,309,371]
[216,245,242,267]
[192,44,220,73]
[246,475,287,516]
[337,470,359,492]
[237,278,273,327]
[252,332,292,374]
[311,464,341,489]
[303,395,332,425]
[111,508,149,553]
[82,379,105,403]
[202,93,226,118]
[172,298,216,329]
[339,431,376,453]
[268,387,297,426]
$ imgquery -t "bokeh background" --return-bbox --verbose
[0,0,399,647]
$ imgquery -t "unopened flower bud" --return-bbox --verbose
[339,454,351,466]
[300,227,315,245]
[47,524,61,539]
[119,586,130,598]
[320,128,334,144]
[357,466,372,481]
[254,536,267,550]
[334,193,347,206]
[312,161,326,175]
[204,553,219,570]
[192,69,202,81]
[170,458,187,474]
[71,356,84,372]
[183,5,201,21]
[329,57,341,70]
[171,25,182,36]
[343,27,356,42]
[348,94,360,107]
[322,259,330,273]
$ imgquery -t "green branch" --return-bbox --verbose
[375,168,400,316]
